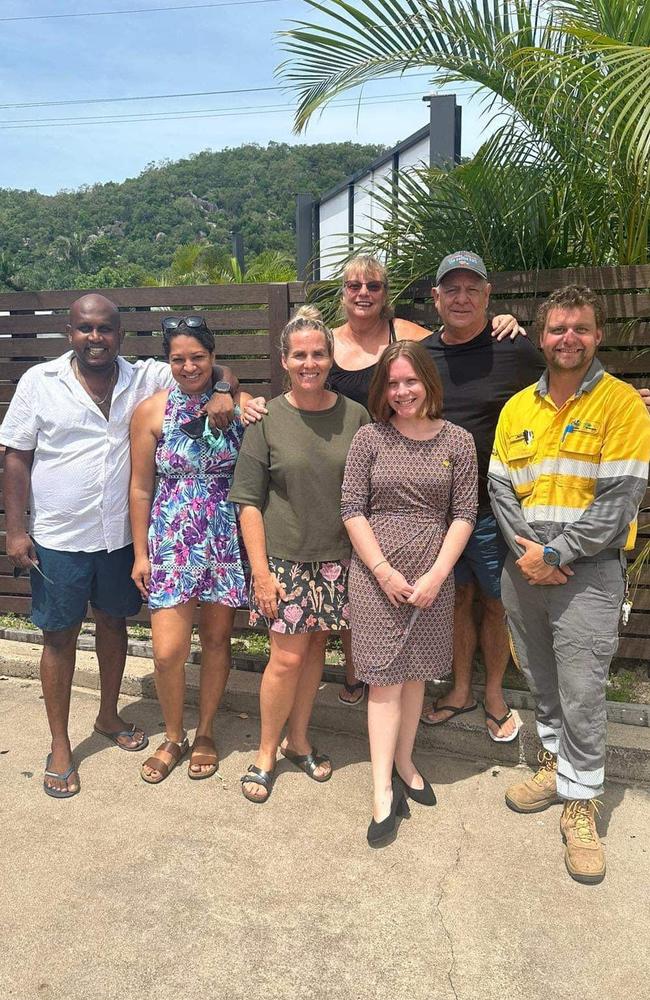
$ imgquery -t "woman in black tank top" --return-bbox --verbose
[329,319,398,406]
[330,256,432,704]
[331,257,431,412]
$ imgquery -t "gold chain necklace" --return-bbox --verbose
[73,358,117,406]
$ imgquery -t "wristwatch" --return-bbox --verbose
[542,545,561,567]
[212,380,233,396]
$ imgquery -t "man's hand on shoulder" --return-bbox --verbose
[203,391,235,430]
[638,387,650,413]
[491,314,527,341]
[242,396,268,426]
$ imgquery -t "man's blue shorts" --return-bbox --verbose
[454,512,508,600]
[30,542,142,632]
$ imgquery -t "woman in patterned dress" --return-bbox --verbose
[341,341,478,845]
[129,318,250,783]
[229,309,369,803]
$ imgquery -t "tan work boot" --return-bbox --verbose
[560,799,606,884]
[505,750,561,813]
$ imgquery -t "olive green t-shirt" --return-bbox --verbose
[229,393,370,562]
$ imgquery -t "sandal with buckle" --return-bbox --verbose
[241,764,275,803]
[281,745,332,782]
[140,736,189,784]
[338,680,367,706]
[188,735,219,780]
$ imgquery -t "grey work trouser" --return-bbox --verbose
[500,553,625,800]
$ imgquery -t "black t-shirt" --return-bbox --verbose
[421,323,545,511]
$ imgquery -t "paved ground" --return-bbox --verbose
[2,675,650,1000]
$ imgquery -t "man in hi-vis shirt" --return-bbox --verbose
[488,285,650,884]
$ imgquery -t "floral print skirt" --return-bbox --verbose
[248,557,350,634]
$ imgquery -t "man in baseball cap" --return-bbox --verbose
[435,250,489,284]
[420,251,544,740]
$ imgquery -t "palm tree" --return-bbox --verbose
[278,0,650,276]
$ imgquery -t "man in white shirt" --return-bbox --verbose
[0,293,238,797]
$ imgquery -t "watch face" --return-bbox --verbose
[213,380,232,394]
[543,547,560,566]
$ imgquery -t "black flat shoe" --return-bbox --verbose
[367,775,411,847]
[393,763,437,807]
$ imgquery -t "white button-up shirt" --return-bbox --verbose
[0,351,174,552]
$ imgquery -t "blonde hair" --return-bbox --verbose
[280,305,335,358]
[341,255,394,321]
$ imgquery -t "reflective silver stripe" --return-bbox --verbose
[510,466,535,488]
[597,458,649,479]
[488,457,508,477]
[522,505,584,523]
[557,757,604,785]
[537,456,599,478]
[511,457,599,481]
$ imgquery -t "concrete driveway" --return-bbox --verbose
[1,676,649,1000]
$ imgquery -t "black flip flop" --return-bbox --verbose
[420,701,478,727]
[338,680,367,706]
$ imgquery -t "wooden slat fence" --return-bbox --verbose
[0,268,649,661]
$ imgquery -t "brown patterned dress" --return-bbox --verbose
[341,421,478,686]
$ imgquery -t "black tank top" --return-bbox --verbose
[329,320,396,409]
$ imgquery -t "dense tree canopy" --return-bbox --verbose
[0,141,385,290]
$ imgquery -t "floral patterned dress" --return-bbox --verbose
[147,384,249,610]
[248,556,350,634]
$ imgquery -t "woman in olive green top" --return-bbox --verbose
[229,308,369,802]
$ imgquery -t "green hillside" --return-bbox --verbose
[0,142,385,291]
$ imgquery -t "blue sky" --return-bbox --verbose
[0,1,489,194]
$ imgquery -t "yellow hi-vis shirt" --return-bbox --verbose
[487,360,650,565]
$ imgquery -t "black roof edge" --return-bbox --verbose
[316,122,430,204]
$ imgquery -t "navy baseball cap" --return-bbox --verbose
[436,251,488,284]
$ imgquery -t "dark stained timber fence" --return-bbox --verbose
[0,268,649,661]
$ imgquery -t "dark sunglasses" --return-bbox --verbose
[161,315,210,333]
[344,280,385,293]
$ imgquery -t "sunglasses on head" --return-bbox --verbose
[344,280,385,294]
[161,315,210,333]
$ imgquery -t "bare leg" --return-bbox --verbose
[283,631,331,778]
[190,604,234,774]
[394,680,427,789]
[40,624,81,794]
[142,602,194,778]
[421,581,478,723]
[94,608,145,749]
[367,683,402,820]
[242,631,311,800]
[480,594,516,738]
[338,629,364,703]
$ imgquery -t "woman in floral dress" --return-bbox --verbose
[129,317,250,783]
[229,308,369,802]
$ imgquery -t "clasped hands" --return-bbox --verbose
[515,536,574,586]
[375,563,443,609]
